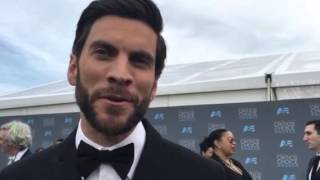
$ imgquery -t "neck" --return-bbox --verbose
[214,149,230,162]
[80,115,134,147]
[8,147,21,156]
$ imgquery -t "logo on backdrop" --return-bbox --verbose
[276,154,299,168]
[238,107,258,120]
[210,110,222,118]
[153,112,165,121]
[240,138,260,151]
[44,130,53,137]
[245,156,258,165]
[64,117,73,124]
[282,174,295,180]
[181,126,193,134]
[178,110,195,122]
[243,125,256,133]
[276,106,290,115]
[249,171,262,180]
[310,103,320,117]
[26,118,34,126]
[274,121,296,134]
[280,140,293,148]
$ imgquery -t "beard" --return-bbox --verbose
[75,74,152,137]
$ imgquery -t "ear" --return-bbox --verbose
[214,140,220,149]
[67,54,78,86]
[150,81,158,100]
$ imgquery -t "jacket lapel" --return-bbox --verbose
[132,119,165,180]
[51,129,82,180]
[21,149,32,160]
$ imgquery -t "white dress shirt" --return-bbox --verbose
[75,120,146,180]
[7,148,29,165]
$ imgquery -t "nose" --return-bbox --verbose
[106,54,133,86]
[303,135,308,142]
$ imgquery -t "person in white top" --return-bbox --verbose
[0,0,227,180]
[0,121,32,166]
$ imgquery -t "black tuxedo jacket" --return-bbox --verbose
[0,119,227,180]
[307,156,314,180]
[306,156,320,180]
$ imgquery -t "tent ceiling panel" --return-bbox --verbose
[1,51,320,99]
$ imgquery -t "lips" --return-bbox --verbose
[90,87,137,106]
[104,94,131,102]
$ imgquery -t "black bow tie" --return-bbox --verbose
[76,141,134,180]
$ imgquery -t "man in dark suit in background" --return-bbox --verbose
[304,119,320,180]
[0,0,227,179]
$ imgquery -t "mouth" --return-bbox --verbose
[99,94,132,105]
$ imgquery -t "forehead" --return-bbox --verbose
[222,131,234,139]
[85,16,157,52]
[305,124,316,132]
[0,129,7,137]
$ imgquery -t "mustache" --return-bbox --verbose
[90,86,138,104]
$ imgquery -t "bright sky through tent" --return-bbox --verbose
[1,0,320,95]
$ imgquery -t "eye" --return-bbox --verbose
[95,48,108,55]
[90,41,118,59]
[130,52,154,69]
[94,47,117,59]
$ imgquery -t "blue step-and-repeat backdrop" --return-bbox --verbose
[1,97,320,180]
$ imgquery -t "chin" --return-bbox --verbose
[98,113,129,126]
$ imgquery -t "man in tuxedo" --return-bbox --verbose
[304,119,320,180]
[0,121,32,166]
[0,0,227,179]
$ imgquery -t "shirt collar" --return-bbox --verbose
[13,148,28,162]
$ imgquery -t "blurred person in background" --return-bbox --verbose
[0,121,32,166]
[303,119,320,180]
[0,126,9,152]
[199,135,214,158]
[203,129,253,180]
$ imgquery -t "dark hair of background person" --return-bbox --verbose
[305,119,320,134]
[199,136,211,153]
[206,129,229,150]
[71,0,166,80]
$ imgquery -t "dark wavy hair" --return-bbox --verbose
[206,129,228,150]
[71,0,166,80]
[306,119,320,134]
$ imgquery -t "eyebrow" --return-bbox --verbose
[90,40,155,62]
[131,50,155,63]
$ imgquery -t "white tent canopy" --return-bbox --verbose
[1,51,320,116]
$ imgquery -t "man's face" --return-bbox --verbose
[68,16,158,136]
[201,147,214,158]
[303,124,320,151]
[0,129,7,151]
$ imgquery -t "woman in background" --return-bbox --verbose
[200,129,253,180]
